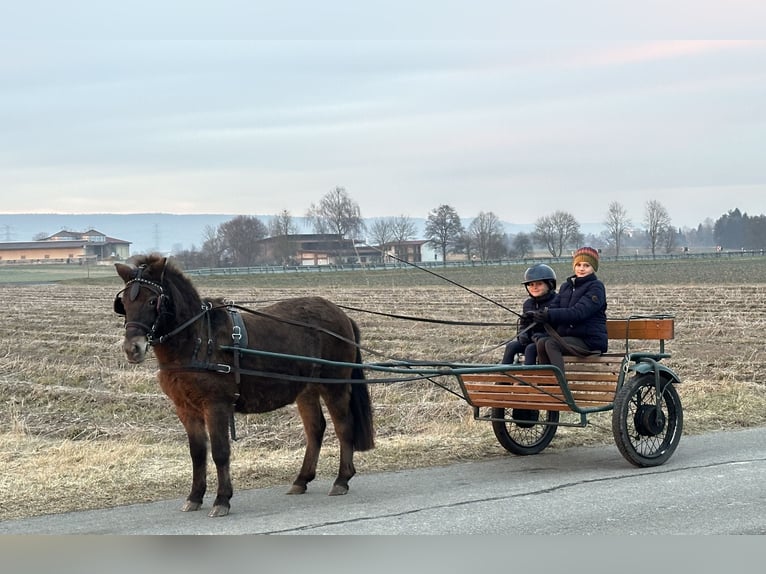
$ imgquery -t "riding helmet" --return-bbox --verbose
[522,264,557,292]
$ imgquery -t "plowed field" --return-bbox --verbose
[2,256,765,520]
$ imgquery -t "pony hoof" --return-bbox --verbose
[181,500,202,512]
[208,505,230,517]
[287,484,307,495]
[328,484,349,496]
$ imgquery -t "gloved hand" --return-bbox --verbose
[529,309,549,324]
[517,331,531,346]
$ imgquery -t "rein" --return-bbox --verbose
[335,304,514,327]
[114,267,514,390]
[362,245,522,318]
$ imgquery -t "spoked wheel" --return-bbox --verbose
[612,373,683,467]
[491,407,559,455]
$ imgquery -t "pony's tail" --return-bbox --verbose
[350,320,375,451]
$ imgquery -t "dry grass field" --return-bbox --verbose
[1,256,766,521]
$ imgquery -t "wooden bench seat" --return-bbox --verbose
[458,316,674,414]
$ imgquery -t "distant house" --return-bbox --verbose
[255,234,426,266]
[379,240,428,264]
[0,229,131,264]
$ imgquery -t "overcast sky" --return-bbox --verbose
[2,3,765,229]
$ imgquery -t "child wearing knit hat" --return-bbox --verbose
[525,246,608,375]
[572,246,600,273]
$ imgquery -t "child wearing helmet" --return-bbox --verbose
[502,264,558,365]
[526,246,608,374]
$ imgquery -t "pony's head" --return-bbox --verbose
[114,254,178,363]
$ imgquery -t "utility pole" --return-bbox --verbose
[153,224,161,252]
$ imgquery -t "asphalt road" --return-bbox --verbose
[2,428,764,535]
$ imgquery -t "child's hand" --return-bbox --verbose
[526,309,549,324]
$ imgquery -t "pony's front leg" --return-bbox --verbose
[178,411,208,512]
[206,406,233,517]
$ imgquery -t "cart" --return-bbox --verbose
[455,314,682,467]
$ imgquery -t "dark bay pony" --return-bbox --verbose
[114,254,374,517]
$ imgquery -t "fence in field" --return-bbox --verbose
[185,249,766,277]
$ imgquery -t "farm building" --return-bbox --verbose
[256,234,427,266]
[0,229,131,264]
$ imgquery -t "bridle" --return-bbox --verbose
[113,265,169,344]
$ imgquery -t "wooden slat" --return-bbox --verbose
[564,372,618,382]
[463,383,616,400]
[606,318,674,340]
[462,371,559,385]
[457,320,676,413]
[462,372,617,411]
[568,382,617,392]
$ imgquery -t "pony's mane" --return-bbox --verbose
[130,253,202,318]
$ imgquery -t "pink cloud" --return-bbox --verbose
[568,40,764,69]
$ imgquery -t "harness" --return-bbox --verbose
[115,271,249,439]
[226,306,247,440]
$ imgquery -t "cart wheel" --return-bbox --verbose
[612,372,683,467]
[491,408,559,455]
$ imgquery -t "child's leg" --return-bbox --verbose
[535,337,550,364]
[523,343,538,365]
[502,340,524,364]
[541,336,589,374]
[540,337,566,374]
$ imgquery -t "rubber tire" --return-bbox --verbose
[491,407,559,455]
[612,372,683,467]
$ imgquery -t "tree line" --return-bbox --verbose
[172,185,765,268]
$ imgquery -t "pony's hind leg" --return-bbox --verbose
[178,410,208,513]
[322,387,357,496]
[289,392,326,495]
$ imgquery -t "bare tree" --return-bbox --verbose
[268,209,298,265]
[367,218,395,250]
[533,211,582,257]
[306,186,364,239]
[200,224,226,267]
[391,215,417,243]
[268,209,298,237]
[604,201,631,257]
[663,226,679,254]
[510,232,533,258]
[424,204,464,265]
[389,214,419,262]
[644,199,672,257]
[218,215,268,266]
[468,211,506,261]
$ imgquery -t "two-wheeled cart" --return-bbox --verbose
[454,314,682,467]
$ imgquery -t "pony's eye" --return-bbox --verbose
[148,298,157,308]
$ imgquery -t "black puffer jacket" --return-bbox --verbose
[546,273,608,352]
[517,290,557,345]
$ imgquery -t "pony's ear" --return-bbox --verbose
[115,263,134,283]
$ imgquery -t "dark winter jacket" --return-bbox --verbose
[545,273,608,352]
[516,290,557,346]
